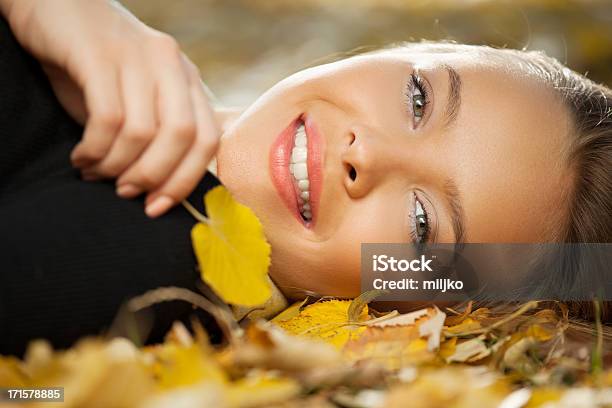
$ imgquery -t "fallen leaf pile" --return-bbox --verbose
[1,293,610,407]
[1,189,610,406]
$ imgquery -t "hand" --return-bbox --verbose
[2,0,220,217]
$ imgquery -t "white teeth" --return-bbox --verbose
[295,134,307,147]
[291,147,307,163]
[293,163,308,180]
[291,122,313,221]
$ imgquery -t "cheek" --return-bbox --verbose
[267,235,362,298]
[269,198,408,298]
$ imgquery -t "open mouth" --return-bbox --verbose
[289,121,312,221]
[269,114,323,228]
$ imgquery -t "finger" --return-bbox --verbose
[80,168,103,181]
[117,50,197,193]
[71,63,124,168]
[85,63,157,193]
[145,65,220,218]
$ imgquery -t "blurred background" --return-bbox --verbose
[123,0,612,106]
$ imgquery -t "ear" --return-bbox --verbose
[214,107,243,134]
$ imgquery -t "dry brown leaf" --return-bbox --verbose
[502,336,539,375]
[344,326,433,370]
[445,336,491,363]
[385,367,510,408]
[444,301,474,326]
[418,307,446,351]
[225,322,343,373]
[370,308,428,328]
[0,355,27,387]
[227,373,300,408]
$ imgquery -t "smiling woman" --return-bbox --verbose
[0,0,610,356]
[217,43,611,302]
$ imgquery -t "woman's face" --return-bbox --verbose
[216,47,573,298]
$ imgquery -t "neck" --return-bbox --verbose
[214,106,243,133]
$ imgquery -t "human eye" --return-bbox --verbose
[409,192,432,244]
[406,73,430,127]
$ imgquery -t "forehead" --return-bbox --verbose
[379,47,574,242]
[453,66,572,241]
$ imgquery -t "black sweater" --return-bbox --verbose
[0,17,220,356]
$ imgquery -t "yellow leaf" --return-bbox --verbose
[271,299,309,323]
[274,300,368,348]
[228,375,300,408]
[525,387,563,407]
[150,343,226,389]
[525,324,554,342]
[0,356,27,387]
[444,317,482,335]
[19,339,155,407]
[190,186,272,306]
[438,337,457,360]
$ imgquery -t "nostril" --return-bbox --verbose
[349,165,357,181]
[349,133,356,145]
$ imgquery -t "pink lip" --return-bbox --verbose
[269,115,323,228]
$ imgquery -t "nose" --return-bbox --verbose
[341,125,388,199]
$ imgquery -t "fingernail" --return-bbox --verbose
[116,183,142,198]
[145,195,174,218]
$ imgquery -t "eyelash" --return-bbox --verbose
[409,192,431,244]
[406,73,430,127]
[406,73,432,243]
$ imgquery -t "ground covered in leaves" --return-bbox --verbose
[1,292,611,407]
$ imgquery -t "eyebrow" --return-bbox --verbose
[443,178,466,244]
[442,65,462,129]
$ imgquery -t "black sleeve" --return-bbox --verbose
[0,17,221,356]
